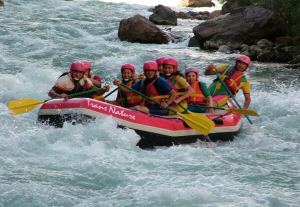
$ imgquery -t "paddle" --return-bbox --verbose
[189,104,259,116]
[119,83,215,135]
[7,87,109,115]
[213,69,254,124]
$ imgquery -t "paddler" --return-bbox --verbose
[184,67,214,113]
[115,60,177,115]
[112,63,143,107]
[48,61,107,99]
[161,57,194,114]
[205,55,252,109]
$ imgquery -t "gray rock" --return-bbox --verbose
[118,15,169,44]
[218,45,232,53]
[149,5,177,26]
[275,36,294,46]
[193,6,288,47]
[257,39,273,48]
[188,36,200,47]
[180,0,215,7]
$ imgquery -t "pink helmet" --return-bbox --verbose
[163,57,179,71]
[185,67,199,78]
[81,60,92,72]
[143,61,158,71]
[70,61,86,73]
[121,63,136,73]
[156,57,166,65]
[236,55,251,66]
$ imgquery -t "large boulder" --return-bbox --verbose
[118,15,169,44]
[149,5,177,25]
[193,6,288,49]
[0,0,4,6]
[180,0,214,7]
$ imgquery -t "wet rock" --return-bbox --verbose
[180,0,215,7]
[118,15,169,44]
[222,0,245,14]
[289,55,300,64]
[193,6,288,48]
[275,36,294,47]
[208,10,222,19]
[257,48,276,62]
[218,45,231,53]
[188,36,200,47]
[0,0,4,6]
[176,11,209,20]
[149,5,177,26]
[257,39,273,48]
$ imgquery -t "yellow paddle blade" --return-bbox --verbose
[226,108,260,116]
[7,98,45,115]
[178,112,215,135]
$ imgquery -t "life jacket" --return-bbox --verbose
[142,78,168,106]
[187,82,206,104]
[58,73,89,95]
[224,70,244,95]
[210,66,245,96]
[122,80,143,107]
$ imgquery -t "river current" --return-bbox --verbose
[0,0,299,206]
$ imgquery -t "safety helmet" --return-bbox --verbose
[70,61,86,73]
[81,60,92,72]
[143,61,158,71]
[163,57,179,71]
[185,67,199,78]
[236,55,251,66]
[121,63,136,73]
[156,57,166,65]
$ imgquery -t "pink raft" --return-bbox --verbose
[37,98,243,148]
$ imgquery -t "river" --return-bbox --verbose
[0,0,299,206]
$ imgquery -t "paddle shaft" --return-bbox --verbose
[213,70,253,124]
[119,83,178,114]
[103,87,118,98]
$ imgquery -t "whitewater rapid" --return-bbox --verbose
[0,0,299,206]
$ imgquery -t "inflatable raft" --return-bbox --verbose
[37,98,243,148]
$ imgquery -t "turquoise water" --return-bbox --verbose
[0,1,299,206]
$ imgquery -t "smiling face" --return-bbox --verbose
[122,69,134,81]
[163,64,174,77]
[186,72,197,84]
[144,70,156,79]
[236,60,248,72]
[71,71,84,81]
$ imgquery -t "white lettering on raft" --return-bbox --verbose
[89,103,136,120]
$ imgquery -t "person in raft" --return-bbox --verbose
[81,60,109,101]
[161,57,194,114]
[48,61,106,99]
[205,54,251,109]
[155,56,165,77]
[119,60,177,116]
[112,63,143,107]
[184,67,215,113]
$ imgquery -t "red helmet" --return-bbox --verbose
[121,63,136,73]
[236,55,251,66]
[70,61,86,73]
[163,58,179,71]
[156,57,166,65]
[143,61,158,71]
[81,60,92,72]
[185,67,199,78]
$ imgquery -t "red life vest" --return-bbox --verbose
[225,70,244,95]
[123,80,143,107]
[187,82,206,104]
[143,78,168,106]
